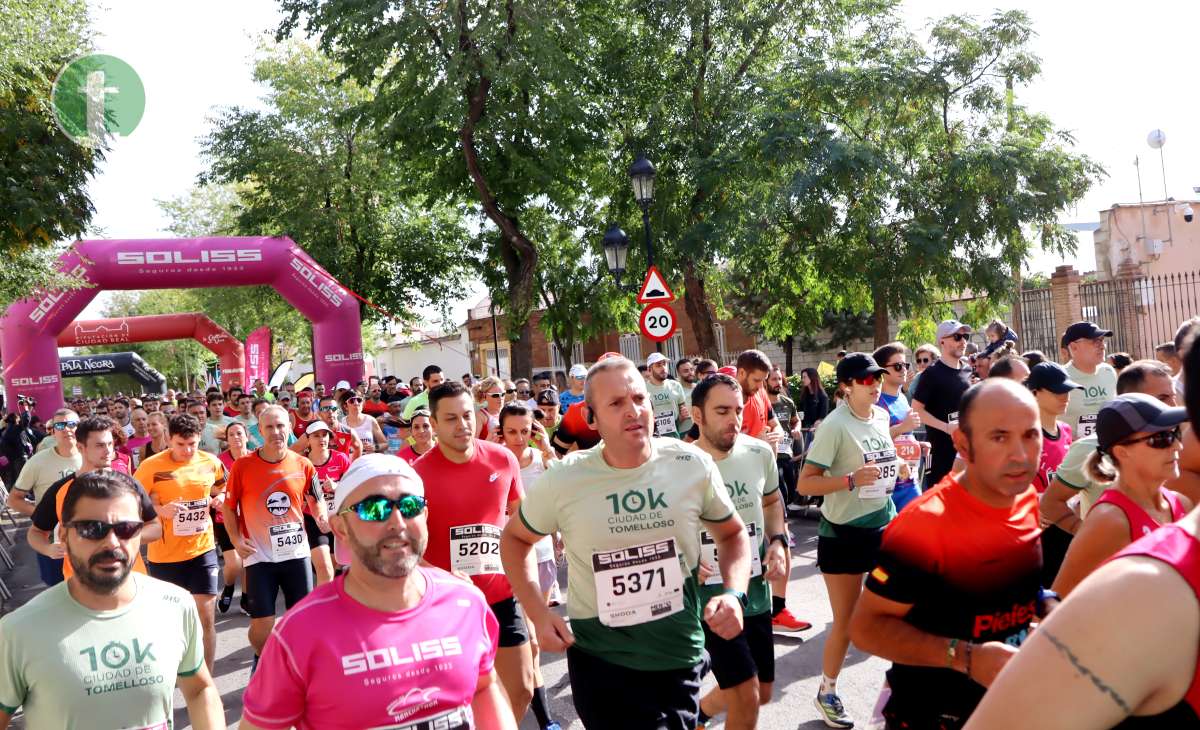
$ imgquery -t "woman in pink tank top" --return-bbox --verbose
[1052,393,1192,597]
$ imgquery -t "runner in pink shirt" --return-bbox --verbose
[239,453,516,730]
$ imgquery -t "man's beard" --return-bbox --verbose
[70,548,132,594]
[345,523,426,578]
[766,384,781,395]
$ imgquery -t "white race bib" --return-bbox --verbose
[859,449,899,499]
[701,522,762,586]
[385,706,473,730]
[779,433,794,454]
[654,411,678,437]
[172,498,211,537]
[947,410,960,427]
[269,521,307,561]
[450,524,502,576]
[593,538,685,627]
[895,438,921,480]
[1078,413,1098,438]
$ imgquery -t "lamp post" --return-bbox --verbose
[602,224,630,290]
[629,155,657,268]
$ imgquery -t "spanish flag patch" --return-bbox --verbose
[870,567,889,584]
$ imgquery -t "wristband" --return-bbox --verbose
[846,474,855,491]
[769,533,788,548]
[945,638,959,668]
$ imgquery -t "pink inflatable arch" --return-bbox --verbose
[1,237,364,419]
[57,313,246,392]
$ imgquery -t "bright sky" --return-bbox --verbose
[80,0,1199,320]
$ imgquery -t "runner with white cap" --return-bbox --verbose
[912,319,974,489]
[645,352,690,439]
[561,364,588,410]
[239,454,517,730]
[301,419,352,584]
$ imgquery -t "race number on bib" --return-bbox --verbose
[593,538,685,627]
[859,449,899,500]
[779,433,794,454]
[701,523,761,586]
[654,411,678,437]
[269,522,307,562]
[947,411,960,427]
[173,498,211,536]
[450,524,502,576]
[1078,413,1098,438]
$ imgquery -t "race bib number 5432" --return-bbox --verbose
[593,538,685,627]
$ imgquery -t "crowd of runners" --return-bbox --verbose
[1,314,1199,729]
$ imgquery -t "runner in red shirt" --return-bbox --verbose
[413,381,533,722]
[289,388,318,439]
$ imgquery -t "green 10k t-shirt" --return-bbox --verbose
[0,573,204,729]
[519,438,736,671]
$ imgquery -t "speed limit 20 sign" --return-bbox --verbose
[639,304,677,342]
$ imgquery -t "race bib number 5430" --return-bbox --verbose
[593,538,685,627]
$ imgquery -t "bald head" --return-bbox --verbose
[953,379,1042,499]
[958,378,1038,437]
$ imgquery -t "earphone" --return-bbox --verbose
[584,406,595,426]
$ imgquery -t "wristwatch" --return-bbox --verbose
[769,533,788,548]
[722,588,749,609]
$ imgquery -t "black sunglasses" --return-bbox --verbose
[916,358,932,364]
[947,333,969,342]
[1120,427,1182,450]
[505,389,517,394]
[886,362,911,372]
[341,494,427,521]
[68,520,145,540]
[53,420,79,431]
[319,405,339,412]
[347,397,363,404]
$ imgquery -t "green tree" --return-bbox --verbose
[763,10,1102,347]
[277,0,611,377]
[200,41,476,328]
[0,0,101,305]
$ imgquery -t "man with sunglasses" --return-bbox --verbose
[363,384,388,416]
[29,416,161,585]
[134,414,228,672]
[291,394,361,459]
[222,405,328,672]
[0,471,224,729]
[9,410,83,560]
[561,363,588,410]
[403,364,446,420]
[289,387,318,438]
[1061,320,1118,439]
[414,381,535,721]
[501,356,750,730]
[239,454,517,730]
[912,320,974,489]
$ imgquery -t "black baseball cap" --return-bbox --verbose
[1095,393,1188,453]
[836,352,886,382]
[1026,363,1083,394]
[1061,321,1113,349]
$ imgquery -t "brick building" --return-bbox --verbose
[464,296,757,385]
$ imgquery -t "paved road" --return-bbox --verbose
[2,507,889,730]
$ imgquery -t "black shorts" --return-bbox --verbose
[147,549,220,595]
[490,597,529,648]
[703,611,775,687]
[245,558,313,619]
[213,520,234,553]
[1040,524,1074,587]
[304,513,331,549]
[567,645,705,730]
[817,522,884,575]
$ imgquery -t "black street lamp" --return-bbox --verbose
[629,155,657,268]
[602,224,630,289]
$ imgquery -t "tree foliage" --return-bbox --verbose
[200,41,477,328]
[0,0,101,306]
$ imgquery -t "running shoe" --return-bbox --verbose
[218,587,234,614]
[772,608,812,634]
[814,692,854,728]
[240,593,251,616]
[542,723,562,730]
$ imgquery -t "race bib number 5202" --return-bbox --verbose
[450,524,502,576]
[592,538,685,627]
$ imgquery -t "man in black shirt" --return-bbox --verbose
[912,320,973,488]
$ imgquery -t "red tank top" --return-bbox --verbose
[1094,487,1186,542]
[1112,525,1200,727]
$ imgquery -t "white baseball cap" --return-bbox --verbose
[305,420,333,436]
[334,379,351,391]
[646,352,669,367]
[331,453,425,514]
[569,363,588,378]
[935,320,972,340]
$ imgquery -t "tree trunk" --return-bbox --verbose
[682,261,721,361]
[783,334,794,375]
[872,287,890,348]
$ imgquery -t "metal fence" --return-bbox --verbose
[1017,286,1058,357]
[1080,271,1200,360]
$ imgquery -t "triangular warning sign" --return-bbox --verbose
[637,266,675,304]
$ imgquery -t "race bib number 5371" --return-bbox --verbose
[592,538,685,627]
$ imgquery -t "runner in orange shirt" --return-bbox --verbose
[221,404,327,672]
[134,413,227,672]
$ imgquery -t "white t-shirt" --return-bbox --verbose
[1063,362,1118,438]
[518,448,554,563]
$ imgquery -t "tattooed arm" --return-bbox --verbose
[965,554,1199,729]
